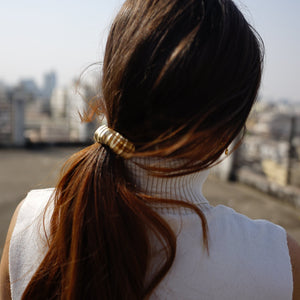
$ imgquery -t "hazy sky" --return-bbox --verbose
[0,0,299,102]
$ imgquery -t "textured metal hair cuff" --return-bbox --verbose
[94,125,135,158]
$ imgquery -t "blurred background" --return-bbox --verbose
[1,0,300,255]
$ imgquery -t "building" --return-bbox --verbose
[0,83,12,144]
[41,71,57,113]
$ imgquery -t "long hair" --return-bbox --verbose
[22,0,263,299]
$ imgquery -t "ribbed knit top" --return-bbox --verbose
[9,160,293,299]
[126,158,210,214]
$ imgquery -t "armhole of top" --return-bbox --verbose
[8,189,54,299]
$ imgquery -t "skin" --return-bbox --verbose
[288,235,300,299]
[1,201,300,299]
[0,201,23,300]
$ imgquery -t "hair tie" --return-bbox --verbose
[94,125,135,158]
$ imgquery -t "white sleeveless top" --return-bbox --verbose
[9,161,293,299]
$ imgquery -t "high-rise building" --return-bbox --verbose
[41,71,57,113]
[42,71,56,99]
[50,87,68,119]
[19,79,40,97]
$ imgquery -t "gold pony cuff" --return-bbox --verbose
[94,125,135,158]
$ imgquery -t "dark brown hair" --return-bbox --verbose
[23,0,263,299]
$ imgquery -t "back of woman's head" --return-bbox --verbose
[22,1,263,300]
[101,0,263,171]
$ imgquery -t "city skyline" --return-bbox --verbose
[0,0,299,102]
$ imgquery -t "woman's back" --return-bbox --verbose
[9,166,292,299]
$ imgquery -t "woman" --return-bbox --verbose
[1,0,300,299]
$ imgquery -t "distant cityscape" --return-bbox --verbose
[0,71,100,146]
[0,72,300,192]
[232,100,300,189]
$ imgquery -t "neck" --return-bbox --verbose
[126,158,210,214]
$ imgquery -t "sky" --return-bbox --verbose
[0,0,299,102]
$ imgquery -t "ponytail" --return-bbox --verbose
[18,0,266,295]
[22,144,207,299]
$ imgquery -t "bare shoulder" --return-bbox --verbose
[287,234,300,300]
[0,200,24,300]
